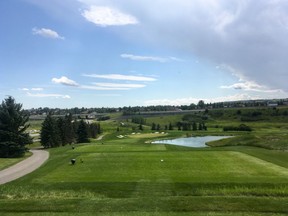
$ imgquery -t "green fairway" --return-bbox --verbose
[1,133,287,215]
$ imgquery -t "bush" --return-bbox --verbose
[97,116,110,121]
[223,124,252,132]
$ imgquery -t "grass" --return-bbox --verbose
[0,133,287,215]
[0,152,32,171]
[1,109,288,215]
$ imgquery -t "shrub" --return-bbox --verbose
[223,124,252,132]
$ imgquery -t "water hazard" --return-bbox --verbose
[152,136,232,148]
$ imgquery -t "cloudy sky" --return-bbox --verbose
[1,0,288,108]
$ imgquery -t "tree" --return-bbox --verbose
[151,122,156,130]
[0,96,32,157]
[192,122,197,131]
[40,113,61,148]
[57,117,65,145]
[197,100,205,109]
[139,124,143,131]
[156,124,161,131]
[77,120,89,143]
[63,114,75,144]
[90,122,99,138]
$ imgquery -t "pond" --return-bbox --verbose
[152,136,232,148]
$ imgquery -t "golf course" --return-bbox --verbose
[0,107,288,215]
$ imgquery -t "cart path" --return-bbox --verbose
[96,134,105,140]
[0,150,49,185]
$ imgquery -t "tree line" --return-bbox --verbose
[26,99,288,118]
[40,113,101,148]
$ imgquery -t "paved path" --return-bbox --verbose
[0,150,49,185]
[96,134,105,140]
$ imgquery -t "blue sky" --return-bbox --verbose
[1,0,288,109]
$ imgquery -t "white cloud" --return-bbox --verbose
[120,54,184,63]
[220,81,282,93]
[86,83,146,90]
[31,88,44,91]
[93,83,145,88]
[81,83,145,90]
[81,85,127,90]
[32,27,65,40]
[27,92,70,99]
[120,54,167,62]
[83,74,157,81]
[169,57,185,62]
[81,6,138,27]
[84,0,288,92]
[20,87,43,91]
[51,75,151,91]
[52,76,79,86]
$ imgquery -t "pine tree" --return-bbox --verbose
[40,113,61,148]
[57,117,65,145]
[198,123,203,130]
[97,123,101,135]
[151,122,156,130]
[192,122,197,131]
[156,124,161,131]
[76,120,89,143]
[0,96,32,157]
[89,122,99,138]
[139,124,143,131]
[63,113,75,144]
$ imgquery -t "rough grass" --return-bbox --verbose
[0,152,32,171]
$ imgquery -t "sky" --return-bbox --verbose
[1,0,288,109]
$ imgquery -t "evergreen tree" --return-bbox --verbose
[198,123,203,130]
[63,113,75,144]
[96,123,101,135]
[156,124,161,131]
[192,122,197,131]
[77,120,89,143]
[57,117,65,145]
[181,122,188,131]
[203,123,207,131]
[177,122,182,130]
[40,113,61,148]
[90,122,99,138]
[168,123,173,130]
[0,96,32,157]
[151,122,156,130]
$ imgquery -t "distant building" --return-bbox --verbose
[267,102,278,107]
